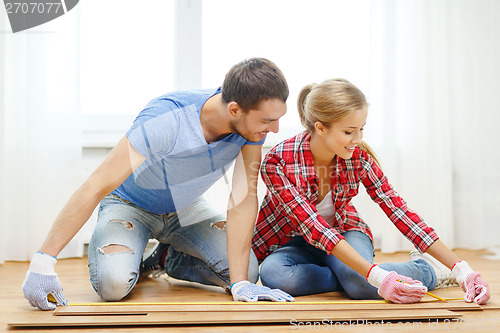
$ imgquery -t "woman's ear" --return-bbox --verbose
[314,121,326,136]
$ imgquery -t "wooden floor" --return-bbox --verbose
[1,249,499,332]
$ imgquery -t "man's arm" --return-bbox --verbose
[226,144,294,302]
[39,136,146,256]
[226,144,261,284]
[24,136,145,310]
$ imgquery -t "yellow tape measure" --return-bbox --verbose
[66,299,462,306]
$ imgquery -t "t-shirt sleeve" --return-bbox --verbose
[126,102,182,158]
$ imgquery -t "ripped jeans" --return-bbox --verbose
[88,194,259,301]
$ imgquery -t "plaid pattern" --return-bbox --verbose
[252,131,438,263]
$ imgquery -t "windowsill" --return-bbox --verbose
[82,114,136,149]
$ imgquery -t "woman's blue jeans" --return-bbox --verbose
[88,194,259,301]
[259,231,436,298]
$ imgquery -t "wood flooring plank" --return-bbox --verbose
[53,300,481,316]
[9,309,462,328]
[480,300,500,310]
[4,249,498,332]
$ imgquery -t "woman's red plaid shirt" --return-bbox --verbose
[252,131,438,263]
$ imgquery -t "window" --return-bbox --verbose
[201,0,372,145]
[79,0,175,146]
[80,0,372,147]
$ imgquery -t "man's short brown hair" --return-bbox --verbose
[222,58,289,111]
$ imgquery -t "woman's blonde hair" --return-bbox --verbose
[297,78,380,167]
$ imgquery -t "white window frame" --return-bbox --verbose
[81,0,201,148]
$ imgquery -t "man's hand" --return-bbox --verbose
[452,261,490,305]
[22,252,67,310]
[367,265,427,303]
[231,280,295,302]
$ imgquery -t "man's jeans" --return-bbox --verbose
[259,231,436,298]
[88,194,259,301]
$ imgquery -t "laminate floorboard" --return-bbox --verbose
[2,249,499,332]
[9,309,462,328]
[52,299,481,315]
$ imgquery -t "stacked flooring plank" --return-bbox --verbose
[5,250,498,330]
[8,300,482,328]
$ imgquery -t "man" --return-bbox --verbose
[22,58,294,310]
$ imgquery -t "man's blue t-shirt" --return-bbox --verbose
[112,88,265,214]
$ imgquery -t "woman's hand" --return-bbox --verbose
[367,265,427,303]
[452,261,490,305]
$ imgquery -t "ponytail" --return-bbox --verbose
[359,141,381,169]
[297,83,316,132]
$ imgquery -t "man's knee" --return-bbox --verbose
[92,267,138,301]
[99,244,133,254]
[211,221,226,230]
[97,279,134,301]
[91,244,138,301]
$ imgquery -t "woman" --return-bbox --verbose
[252,79,489,304]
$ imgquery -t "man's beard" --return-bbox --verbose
[230,117,256,142]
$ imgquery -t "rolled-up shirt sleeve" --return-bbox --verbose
[358,150,439,252]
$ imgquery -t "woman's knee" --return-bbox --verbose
[259,256,296,290]
[260,257,280,287]
[345,284,380,300]
[247,252,260,284]
[339,271,380,300]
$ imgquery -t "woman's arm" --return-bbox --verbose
[358,151,489,304]
[358,150,438,252]
[423,240,489,304]
[423,240,461,269]
[330,239,428,304]
[330,239,373,276]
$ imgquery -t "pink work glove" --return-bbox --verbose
[452,261,490,305]
[367,265,427,304]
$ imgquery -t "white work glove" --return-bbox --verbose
[230,280,294,302]
[22,252,67,310]
[367,265,427,304]
[452,261,490,305]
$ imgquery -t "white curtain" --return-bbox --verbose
[202,0,500,252]
[353,0,500,252]
[447,0,500,250]
[0,12,83,263]
[1,0,498,263]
